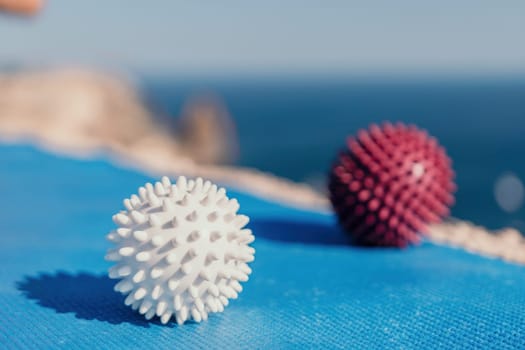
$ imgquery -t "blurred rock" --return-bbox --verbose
[0,69,237,164]
[177,95,239,164]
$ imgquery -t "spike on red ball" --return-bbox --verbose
[328,122,456,247]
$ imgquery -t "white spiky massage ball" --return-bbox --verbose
[105,176,255,325]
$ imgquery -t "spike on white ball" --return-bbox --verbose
[106,176,255,325]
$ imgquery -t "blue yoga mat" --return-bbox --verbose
[1,145,523,349]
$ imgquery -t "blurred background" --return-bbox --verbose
[0,0,524,231]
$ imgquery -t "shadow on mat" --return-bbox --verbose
[249,217,351,246]
[17,271,175,327]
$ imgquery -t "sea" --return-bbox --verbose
[140,76,525,232]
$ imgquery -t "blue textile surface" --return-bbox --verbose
[0,145,524,349]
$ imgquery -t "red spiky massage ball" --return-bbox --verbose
[329,122,455,247]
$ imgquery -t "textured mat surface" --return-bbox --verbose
[1,145,524,349]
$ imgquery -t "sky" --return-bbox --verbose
[1,0,524,76]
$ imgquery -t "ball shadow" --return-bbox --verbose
[249,216,351,246]
[17,271,174,328]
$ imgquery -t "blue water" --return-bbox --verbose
[141,77,525,231]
